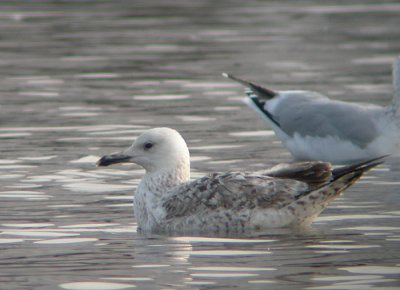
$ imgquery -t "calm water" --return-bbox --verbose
[1,1,400,289]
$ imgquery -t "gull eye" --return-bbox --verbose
[144,142,154,150]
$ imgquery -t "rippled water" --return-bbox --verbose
[1,1,400,289]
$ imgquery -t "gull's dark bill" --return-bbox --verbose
[97,153,131,167]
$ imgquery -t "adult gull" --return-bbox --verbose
[97,127,383,235]
[223,58,400,164]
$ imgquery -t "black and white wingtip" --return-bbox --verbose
[222,72,248,86]
[222,72,277,100]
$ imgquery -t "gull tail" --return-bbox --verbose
[289,156,385,225]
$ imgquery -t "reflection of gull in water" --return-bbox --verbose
[223,58,400,164]
[97,128,383,235]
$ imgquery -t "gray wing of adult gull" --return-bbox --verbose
[273,96,381,148]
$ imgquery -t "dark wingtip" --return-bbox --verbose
[96,155,110,167]
[222,72,250,86]
[222,72,277,100]
[332,155,388,180]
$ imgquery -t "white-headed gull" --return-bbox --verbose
[223,58,400,164]
[97,127,382,235]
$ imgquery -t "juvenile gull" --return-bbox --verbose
[223,58,400,164]
[97,127,383,235]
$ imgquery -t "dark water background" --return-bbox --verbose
[0,1,399,289]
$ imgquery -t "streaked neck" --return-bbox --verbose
[140,163,190,195]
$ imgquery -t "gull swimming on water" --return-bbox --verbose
[97,127,383,235]
[223,58,400,164]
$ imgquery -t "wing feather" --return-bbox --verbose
[263,161,332,190]
[162,172,309,219]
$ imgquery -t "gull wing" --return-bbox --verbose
[162,172,309,219]
[160,157,383,232]
[263,161,332,190]
[273,96,380,147]
[222,73,277,100]
[162,157,384,220]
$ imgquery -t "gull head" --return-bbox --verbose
[97,127,190,174]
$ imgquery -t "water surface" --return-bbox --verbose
[0,0,399,289]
